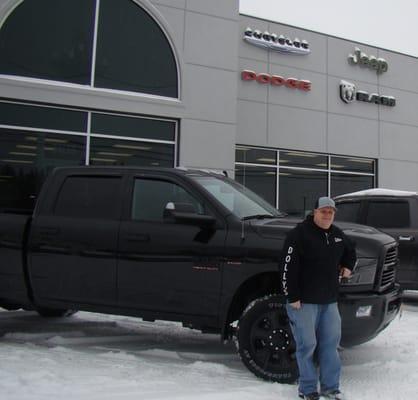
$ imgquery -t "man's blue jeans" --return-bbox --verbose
[286,302,341,395]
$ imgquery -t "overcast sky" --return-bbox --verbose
[239,0,418,57]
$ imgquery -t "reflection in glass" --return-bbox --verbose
[0,129,86,212]
[0,0,95,84]
[280,150,328,169]
[91,113,175,141]
[95,0,178,97]
[0,101,87,132]
[331,173,374,197]
[236,147,277,165]
[331,156,374,174]
[235,165,276,207]
[279,169,328,217]
[89,137,174,167]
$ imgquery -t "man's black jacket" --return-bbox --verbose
[281,215,357,304]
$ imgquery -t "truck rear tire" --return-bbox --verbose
[235,294,298,383]
[36,308,77,318]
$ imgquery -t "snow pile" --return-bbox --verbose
[0,300,417,400]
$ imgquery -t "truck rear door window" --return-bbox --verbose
[131,178,204,221]
[335,201,360,223]
[366,201,410,228]
[54,176,121,219]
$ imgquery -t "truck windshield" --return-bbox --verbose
[191,175,284,219]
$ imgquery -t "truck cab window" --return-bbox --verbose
[366,201,410,228]
[54,176,122,219]
[334,201,360,222]
[132,178,204,221]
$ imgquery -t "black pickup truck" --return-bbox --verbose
[335,188,418,290]
[0,167,401,383]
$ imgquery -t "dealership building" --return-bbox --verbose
[1,0,418,216]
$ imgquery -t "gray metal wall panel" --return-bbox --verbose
[238,59,269,103]
[183,64,237,124]
[380,122,418,162]
[236,100,268,146]
[378,50,418,92]
[267,22,327,74]
[267,104,327,152]
[377,88,418,127]
[179,119,236,172]
[186,0,238,20]
[328,114,379,158]
[152,4,185,52]
[150,0,186,9]
[268,65,326,111]
[184,12,238,71]
[327,37,379,84]
[379,159,418,190]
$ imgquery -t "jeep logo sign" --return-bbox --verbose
[340,80,395,106]
[348,47,388,74]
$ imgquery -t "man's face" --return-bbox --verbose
[313,206,335,230]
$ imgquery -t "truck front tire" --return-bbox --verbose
[235,294,298,383]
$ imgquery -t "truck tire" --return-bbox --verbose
[36,308,77,318]
[235,294,298,383]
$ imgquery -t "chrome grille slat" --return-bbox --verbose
[379,246,397,291]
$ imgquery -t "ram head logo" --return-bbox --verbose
[340,80,356,103]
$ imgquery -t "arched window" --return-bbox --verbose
[0,0,178,98]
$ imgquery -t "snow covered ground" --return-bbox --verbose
[1,294,417,400]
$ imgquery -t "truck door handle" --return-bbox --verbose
[398,235,414,242]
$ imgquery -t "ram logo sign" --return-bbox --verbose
[339,80,396,106]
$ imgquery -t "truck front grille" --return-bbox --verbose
[379,245,397,291]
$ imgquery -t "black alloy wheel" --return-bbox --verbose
[235,294,298,383]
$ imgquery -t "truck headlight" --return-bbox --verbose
[340,258,377,286]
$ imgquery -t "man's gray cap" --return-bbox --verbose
[315,196,337,210]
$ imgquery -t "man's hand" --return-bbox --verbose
[290,300,301,309]
[340,267,352,279]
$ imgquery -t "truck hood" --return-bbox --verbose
[249,218,396,258]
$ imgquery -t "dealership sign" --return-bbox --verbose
[348,47,388,74]
[243,27,310,55]
[340,80,395,106]
[242,70,311,91]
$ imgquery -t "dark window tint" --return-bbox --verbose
[0,0,95,84]
[89,137,174,167]
[279,169,328,217]
[331,173,374,197]
[331,156,374,174]
[95,0,178,97]
[334,201,361,223]
[366,201,410,228]
[280,151,327,169]
[132,179,204,221]
[236,147,276,165]
[0,101,87,132]
[0,128,85,213]
[91,113,175,141]
[235,165,276,207]
[54,176,121,219]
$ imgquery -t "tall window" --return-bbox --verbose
[235,146,376,217]
[0,0,178,97]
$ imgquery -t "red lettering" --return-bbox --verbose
[270,75,286,86]
[285,78,298,89]
[256,73,271,84]
[298,80,312,91]
[241,70,256,81]
[241,70,311,92]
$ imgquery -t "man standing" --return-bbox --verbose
[281,197,356,400]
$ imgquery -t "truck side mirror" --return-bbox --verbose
[163,202,216,228]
